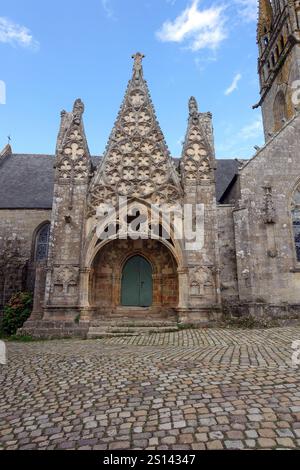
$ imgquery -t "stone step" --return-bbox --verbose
[110,326,178,333]
[111,308,177,319]
[87,320,179,339]
[87,331,140,339]
[108,316,177,322]
[88,325,179,334]
[89,320,178,328]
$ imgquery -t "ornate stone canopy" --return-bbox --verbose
[88,53,182,216]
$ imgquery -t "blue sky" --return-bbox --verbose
[0,0,264,159]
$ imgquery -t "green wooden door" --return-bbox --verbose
[121,256,152,307]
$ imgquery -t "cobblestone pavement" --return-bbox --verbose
[1,327,300,450]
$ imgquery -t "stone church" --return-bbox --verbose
[1,0,300,337]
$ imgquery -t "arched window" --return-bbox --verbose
[273,90,287,131]
[292,186,300,262]
[35,223,50,261]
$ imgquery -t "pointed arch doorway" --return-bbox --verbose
[121,255,153,307]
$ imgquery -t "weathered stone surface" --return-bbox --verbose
[2,4,300,333]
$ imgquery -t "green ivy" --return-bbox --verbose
[1,292,33,337]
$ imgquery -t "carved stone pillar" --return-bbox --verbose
[79,268,91,307]
[113,275,122,307]
[177,268,189,309]
[30,261,47,320]
[152,274,162,307]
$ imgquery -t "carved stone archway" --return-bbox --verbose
[89,238,179,317]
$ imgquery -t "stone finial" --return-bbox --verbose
[131,52,145,81]
[72,98,84,124]
[189,96,198,115]
[188,96,199,125]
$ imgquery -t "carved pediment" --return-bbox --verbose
[88,54,182,217]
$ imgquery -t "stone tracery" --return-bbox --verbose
[181,97,213,184]
[56,99,90,183]
[88,54,182,216]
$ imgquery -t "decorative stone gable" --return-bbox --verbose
[56,99,91,183]
[89,53,182,216]
[181,97,214,185]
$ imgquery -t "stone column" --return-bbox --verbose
[113,275,122,308]
[177,268,189,309]
[79,268,91,321]
[152,274,162,307]
[79,268,91,307]
[30,261,47,320]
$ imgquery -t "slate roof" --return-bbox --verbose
[215,159,240,202]
[0,154,55,209]
[0,154,239,209]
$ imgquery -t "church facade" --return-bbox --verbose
[1,1,300,337]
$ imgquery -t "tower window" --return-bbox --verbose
[271,53,275,67]
[264,36,269,46]
[273,90,288,131]
[280,35,284,51]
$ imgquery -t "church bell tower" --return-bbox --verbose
[255,0,300,139]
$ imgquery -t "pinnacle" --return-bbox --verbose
[89,55,182,213]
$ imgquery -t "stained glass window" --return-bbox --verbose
[292,189,300,262]
[35,223,50,261]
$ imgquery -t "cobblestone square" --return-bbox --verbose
[1,327,300,450]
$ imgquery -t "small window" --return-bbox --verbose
[271,53,275,67]
[35,223,50,261]
[273,90,287,131]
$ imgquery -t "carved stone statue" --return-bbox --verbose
[189,96,198,117]
[132,52,145,81]
[73,99,84,125]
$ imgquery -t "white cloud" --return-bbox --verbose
[225,73,242,96]
[101,0,115,19]
[0,80,6,105]
[156,0,227,51]
[239,116,263,140]
[217,115,264,157]
[0,17,39,50]
[235,0,258,22]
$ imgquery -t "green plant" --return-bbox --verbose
[8,334,35,342]
[1,292,33,337]
[74,314,81,324]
